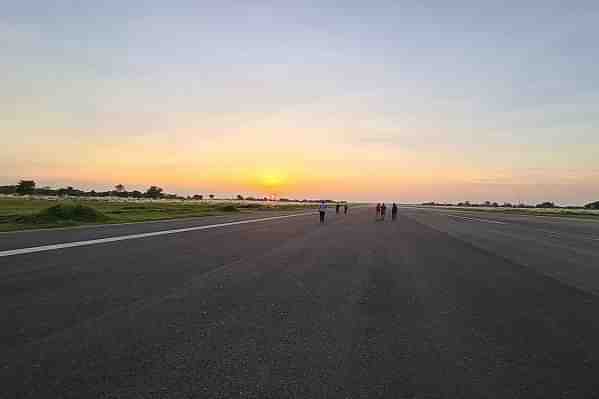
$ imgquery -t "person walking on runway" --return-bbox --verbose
[344,203,348,215]
[336,203,340,214]
[319,201,327,224]
[380,203,387,221]
[391,203,398,221]
[376,203,381,220]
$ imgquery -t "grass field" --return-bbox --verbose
[411,205,599,219]
[0,197,318,232]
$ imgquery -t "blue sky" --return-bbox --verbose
[2,1,598,203]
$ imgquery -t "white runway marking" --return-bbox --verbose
[0,212,316,258]
[538,229,562,237]
[446,214,508,225]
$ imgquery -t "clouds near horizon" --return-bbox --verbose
[2,1,598,204]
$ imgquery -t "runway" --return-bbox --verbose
[1,206,598,398]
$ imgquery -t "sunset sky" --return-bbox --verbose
[3,1,598,204]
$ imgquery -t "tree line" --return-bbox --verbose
[0,180,338,203]
[0,180,190,200]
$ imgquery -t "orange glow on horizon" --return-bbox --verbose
[256,170,288,193]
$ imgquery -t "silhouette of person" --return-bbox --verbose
[376,203,381,219]
[380,203,387,220]
[319,201,327,224]
[344,203,348,215]
[336,203,340,214]
[391,203,398,221]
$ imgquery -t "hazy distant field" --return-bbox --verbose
[411,205,599,219]
[0,197,318,232]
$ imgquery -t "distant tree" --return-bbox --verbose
[192,194,203,200]
[492,202,499,207]
[36,186,55,195]
[56,186,79,196]
[535,201,555,209]
[145,186,163,199]
[584,201,599,209]
[484,201,491,207]
[0,185,17,195]
[16,180,36,195]
[209,194,215,199]
[236,194,244,200]
[115,184,125,193]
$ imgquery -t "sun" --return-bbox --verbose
[259,170,287,191]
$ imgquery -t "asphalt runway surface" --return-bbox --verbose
[1,206,599,398]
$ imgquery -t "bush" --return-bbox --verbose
[18,203,108,224]
[238,203,262,209]
[585,201,599,210]
[220,205,239,212]
[535,201,555,209]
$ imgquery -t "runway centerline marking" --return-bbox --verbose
[446,214,508,225]
[0,212,317,258]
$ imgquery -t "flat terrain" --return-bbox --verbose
[0,197,316,232]
[1,206,599,398]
